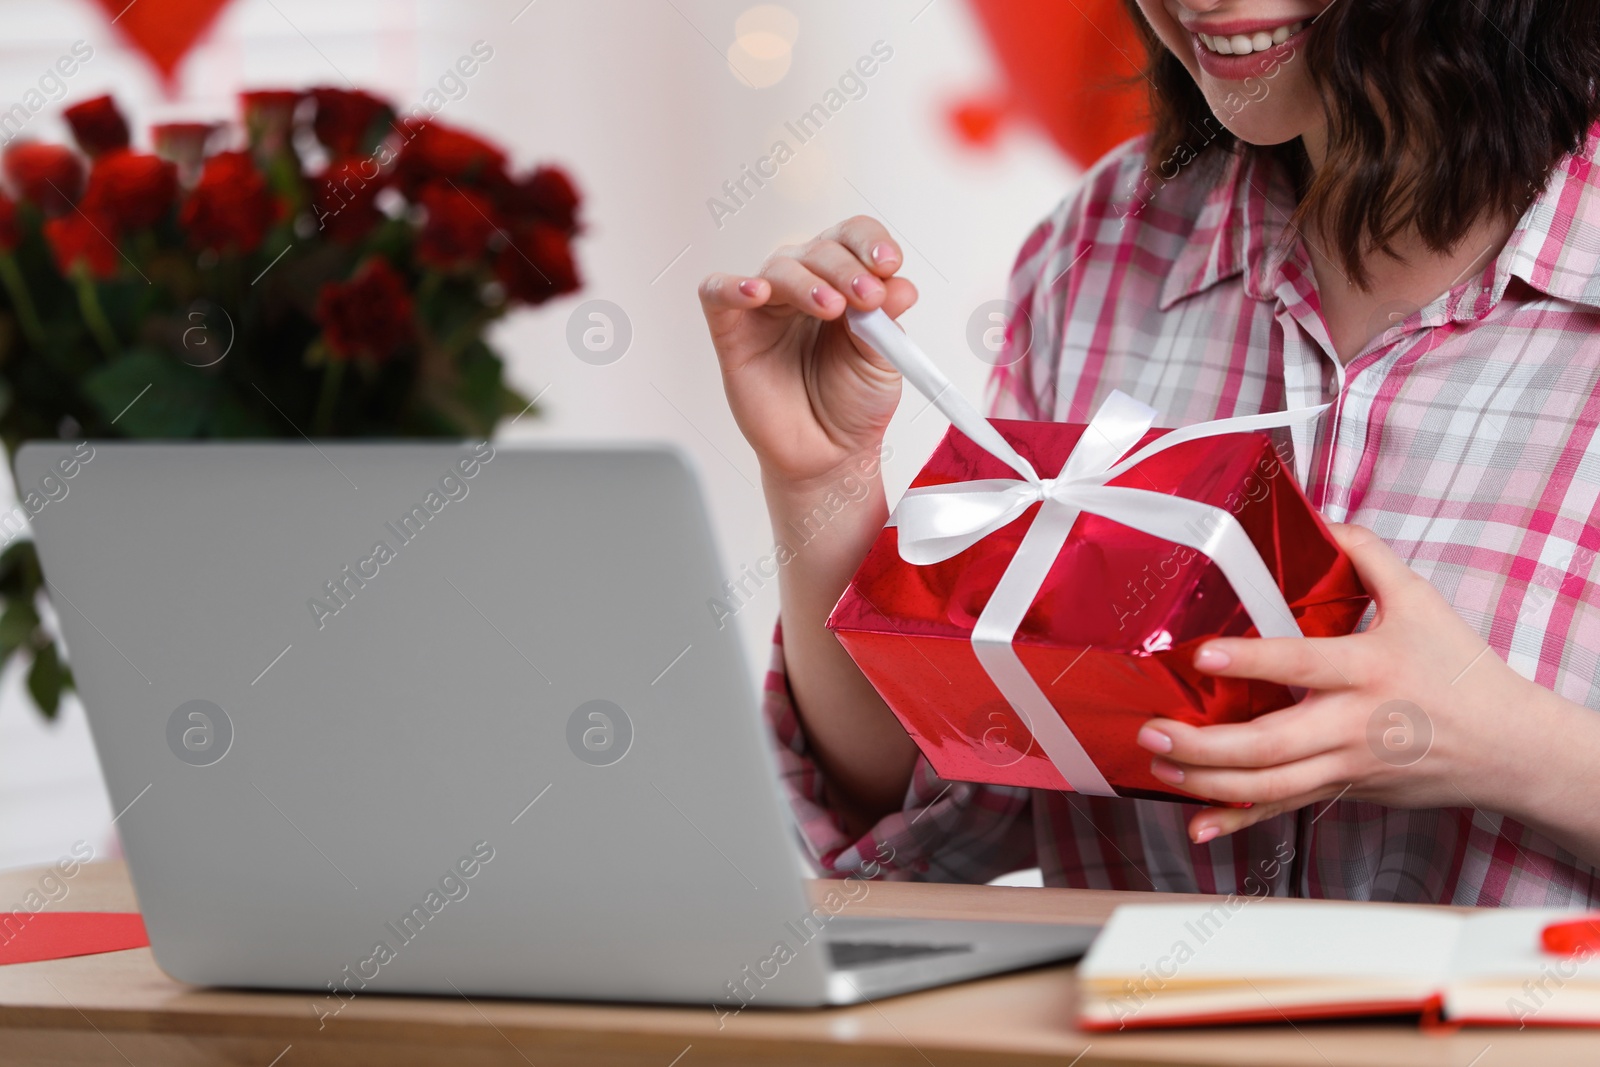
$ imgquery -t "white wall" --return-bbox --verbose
[0,0,1078,870]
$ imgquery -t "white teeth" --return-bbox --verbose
[1197,20,1304,55]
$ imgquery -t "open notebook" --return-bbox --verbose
[1078,902,1600,1030]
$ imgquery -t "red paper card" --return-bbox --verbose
[0,912,148,966]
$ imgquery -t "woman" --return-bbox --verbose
[698,0,1600,905]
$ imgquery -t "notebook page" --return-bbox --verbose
[1081,902,1464,986]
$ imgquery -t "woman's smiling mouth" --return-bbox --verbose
[1187,16,1312,78]
[1196,20,1307,54]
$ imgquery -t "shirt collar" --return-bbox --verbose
[1157,123,1600,317]
[1158,149,1299,312]
[1475,125,1600,317]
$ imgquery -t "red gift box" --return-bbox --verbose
[826,414,1370,804]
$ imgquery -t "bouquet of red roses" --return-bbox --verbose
[0,89,583,716]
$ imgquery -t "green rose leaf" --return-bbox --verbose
[455,340,504,434]
[0,540,39,598]
[27,640,63,719]
[83,348,213,438]
[204,396,279,437]
[0,594,39,665]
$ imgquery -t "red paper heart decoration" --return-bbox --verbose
[957,0,1148,168]
[90,0,237,89]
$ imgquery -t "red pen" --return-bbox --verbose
[1541,916,1600,956]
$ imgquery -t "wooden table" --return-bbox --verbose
[1,861,1594,1066]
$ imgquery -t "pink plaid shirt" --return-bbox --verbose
[766,127,1600,907]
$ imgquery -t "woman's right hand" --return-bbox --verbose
[698,216,917,487]
[699,217,923,826]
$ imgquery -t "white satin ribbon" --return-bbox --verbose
[847,308,1328,796]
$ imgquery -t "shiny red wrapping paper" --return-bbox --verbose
[826,419,1370,802]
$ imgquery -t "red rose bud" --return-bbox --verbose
[0,194,18,252]
[180,150,278,254]
[44,211,119,279]
[494,220,580,306]
[312,156,386,244]
[4,142,85,215]
[393,120,509,197]
[417,181,498,269]
[152,122,220,182]
[310,87,393,157]
[239,90,304,154]
[503,166,581,232]
[82,150,178,231]
[63,95,131,158]
[316,258,415,364]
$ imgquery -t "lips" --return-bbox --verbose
[1188,18,1311,80]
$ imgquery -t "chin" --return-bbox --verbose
[1207,109,1309,147]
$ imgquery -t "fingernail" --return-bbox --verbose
[811,285,838,309]
[851,273,883,299]
[1150,759,1184,784]
[1194,826,1220,845]
[738,279,761,298]
[871,243,896,266]
[1137,725,1173,754]
[1195,646,1232,670]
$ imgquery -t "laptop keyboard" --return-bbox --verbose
[827,940,974,969]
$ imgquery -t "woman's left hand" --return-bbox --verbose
[1135,523,1559,844]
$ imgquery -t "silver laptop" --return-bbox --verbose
[16,440,1094,1010]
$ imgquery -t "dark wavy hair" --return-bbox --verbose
[1123,0,1600,286]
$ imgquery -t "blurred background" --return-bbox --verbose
[0,0,1109,872]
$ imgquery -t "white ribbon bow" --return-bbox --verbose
[847,309,1328,796]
